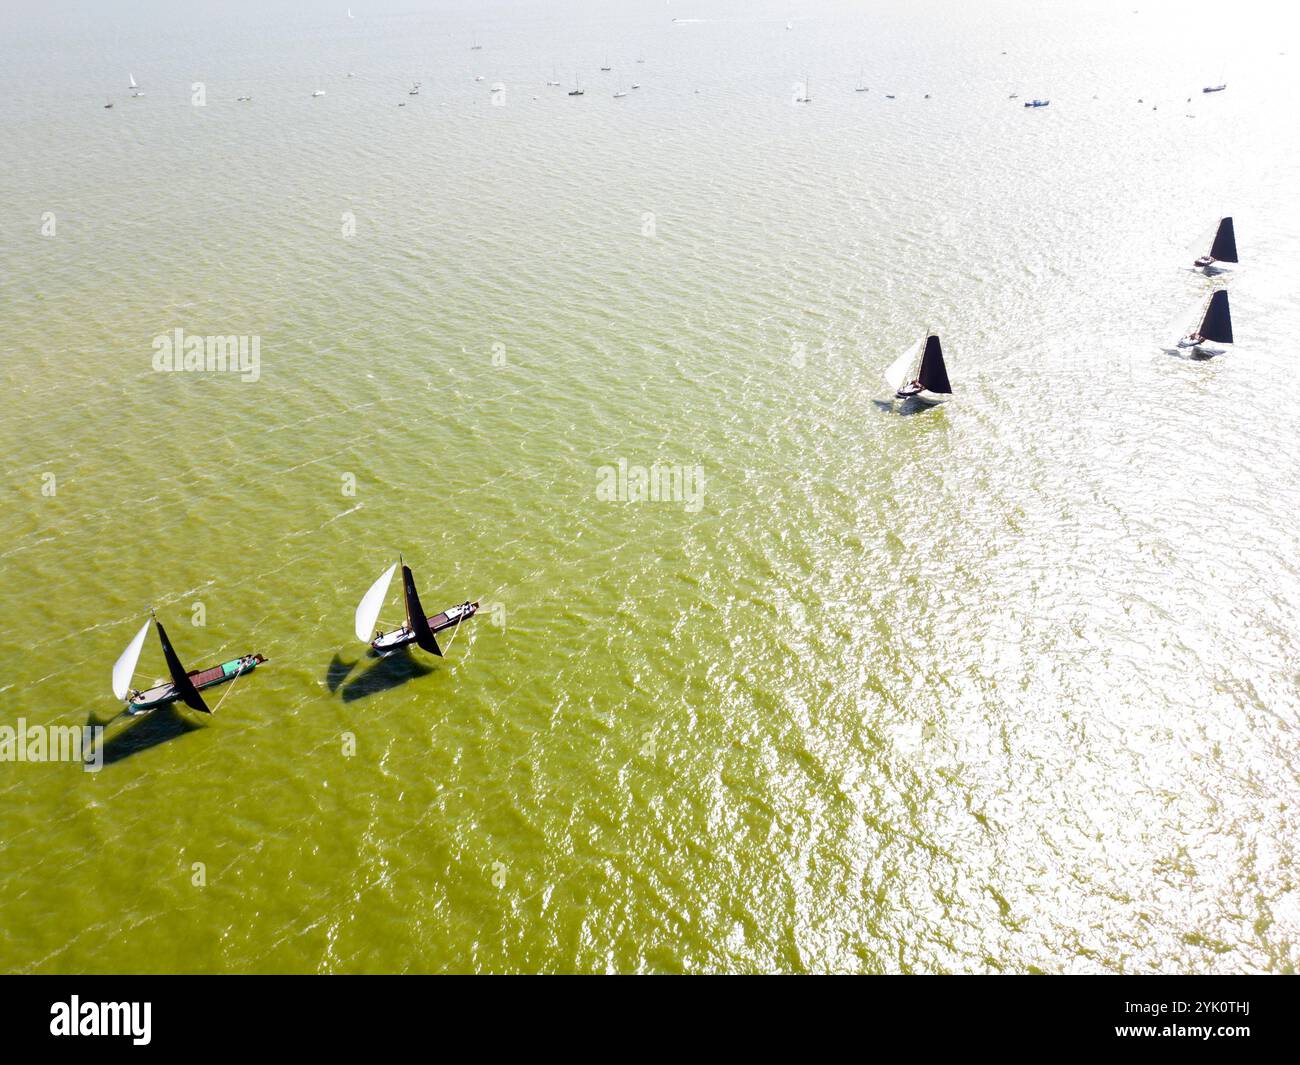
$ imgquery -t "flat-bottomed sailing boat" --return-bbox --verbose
[1171,289,1233,357]
[1193,216,1238,274]
[112,612,266,715]
[885,334,954,405]
[354,558,478,658]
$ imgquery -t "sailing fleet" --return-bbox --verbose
[107,559,477,730]
[1166,217,1238,357]
[93,27,1250,745]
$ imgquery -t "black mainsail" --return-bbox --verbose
[155,620,211,713]
[917,335,952,394]
[402,565,443,657]
[1209,217,1238,263]
[1198,290,1233,344]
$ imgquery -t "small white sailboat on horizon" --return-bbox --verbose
[885,335,954,406]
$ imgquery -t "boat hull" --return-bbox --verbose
[895,387,951,406]
[127,654,266,713]
[371,601,479,656]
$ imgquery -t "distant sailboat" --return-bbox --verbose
[1203,66,1226,93]
[855,69,868,92]
[347,7,354,18]
[1172,289,1234,357]
[1193,216,1238,274]
[569,77,584,96]
[601,55,611,72]
[112,612,266,716]
[354,559,478,658]
[1024,98,1049,107]
[104,99,114,109]
[886,335,953,405]
[471,35,482,50]
[799,75,812,103]
[547,63,561,86]
[128,73,138,89]
[614,83,628,98]
[312,89,326,97]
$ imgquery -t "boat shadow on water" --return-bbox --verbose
[328,649,435,703]
[86,706,206,767]
[871,397,946,417]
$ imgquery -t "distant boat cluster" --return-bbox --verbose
[100,43,1229,112]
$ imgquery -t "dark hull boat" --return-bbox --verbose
[1172,288,1234,357]
[1202,84,1226,93]
[112,614,266,715]
[1193,216,1238,273]
[354,559,477,658]
[129,655,267,713]
[885,334,954,406]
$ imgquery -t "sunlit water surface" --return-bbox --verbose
[1,0,1297,973]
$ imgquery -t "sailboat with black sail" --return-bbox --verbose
[1172,289,1233,357]
[1193,216,1238,274]
[885,334,953,405]
[112,612,266,715]
[354,558,478,658]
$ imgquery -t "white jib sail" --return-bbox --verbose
[129,73,137,88]
[112,618,152,700]
[885,339,922,391]
[354,563,397,642]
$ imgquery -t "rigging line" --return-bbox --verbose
[441,616,467,656]
[210,659,251,714]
